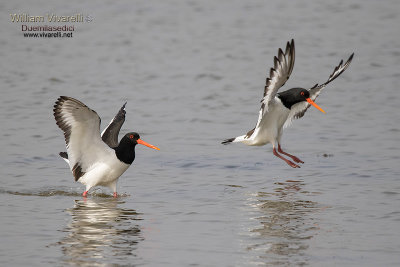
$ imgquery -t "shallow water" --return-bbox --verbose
[1,0,400,266]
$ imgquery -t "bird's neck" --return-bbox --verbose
[114,137,136,164]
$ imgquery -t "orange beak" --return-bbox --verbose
[306,98,325,113]
[137,139,160,150]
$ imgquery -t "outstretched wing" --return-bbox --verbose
[261,39,296,108]
[59,102,127,161]
[246,40,295,138]
[284,53,354,128]
[101,102,127,148]
[54,96,111,181]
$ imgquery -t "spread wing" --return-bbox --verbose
[284,53,354,128]
[261,39,296,108]
[101,102,126,148]
[54,96,112,181]
[246,40,295,138]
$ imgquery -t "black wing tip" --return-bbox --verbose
[56,96,68,101]
[120,103,127,115]
[56,96,75,104]
[339,53,354,68]
[53,96,67,109]
[118,103,127,117]
[221,138,235,145]
[59,152,68,159]
[346,53,354,64]
[53,96,83,147]
[53,96,87,113]
[290,39,295,49]
[337,52,355,73]
[284,39,295,54]
[286,39,295,74]
[56,96,87,104]
[312,52,355,90]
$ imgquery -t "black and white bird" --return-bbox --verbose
[222,40,353,168]
[54,96,160,197]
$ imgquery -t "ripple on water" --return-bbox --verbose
[244,180,323,265]
[0,187,129,198]
[52,198,144,266]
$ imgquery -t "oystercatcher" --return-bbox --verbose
[54,96,160,197]
[222,40,353,168]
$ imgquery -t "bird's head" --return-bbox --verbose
[279,88,325,113]
[125,132,160,150]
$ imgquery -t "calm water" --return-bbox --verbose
[1,0,400,266]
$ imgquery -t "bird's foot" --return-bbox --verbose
[286,160,301,168]
[274,147,301,168]
[113,192,118,198]
[82,191,88,197]
[290,156,304,164]
[277,145,304,164]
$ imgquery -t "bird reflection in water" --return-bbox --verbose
[58,197,143,266]
[248,180,321,265]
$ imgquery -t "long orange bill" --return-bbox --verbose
[306,98,325,113]
[137,139,160,150]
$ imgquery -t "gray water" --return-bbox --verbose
[1,0,400,266]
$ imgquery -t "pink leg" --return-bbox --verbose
[113,192,118,198]
[273,147,300,168]
[82,191,88,197]
[278,144,304,164]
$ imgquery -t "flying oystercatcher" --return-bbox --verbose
[54,96,160,197]
[222,40,353,168]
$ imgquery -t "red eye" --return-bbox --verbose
[300,91,305,96]
[129,134,134,139]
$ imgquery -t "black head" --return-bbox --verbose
[115,132,159,164]
[125,132,141,144]
[278,88,309,109]
[278,87,325,113]
[123,132,160,150]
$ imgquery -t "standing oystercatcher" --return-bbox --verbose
[54,96,160,197]
[222,40,353,168]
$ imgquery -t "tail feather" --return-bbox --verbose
[59,152,70,164]
[221,138,235,144]
[222,135,247,145]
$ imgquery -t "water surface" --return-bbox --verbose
[1,0,400,266]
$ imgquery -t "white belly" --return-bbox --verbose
[78,156,130,189]
[244,99,290,146]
